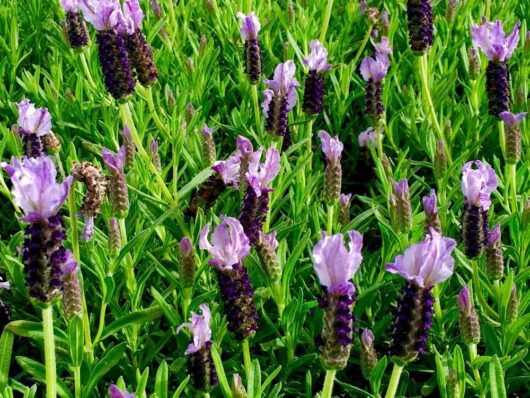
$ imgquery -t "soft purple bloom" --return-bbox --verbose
[177,303,212,355]
[422,189,438,217]
[318,130,343,163]
[120,124,132,142]
[262,61,300,113]
[150,139,158,154]
[246,148,280,196]
[358,127,377,148]
[17,99,52,136]
[102,146,126,174]
[360,54,390,82]
[259,231,279,250]
[339,193,352,206]
[487,223,501,246]
[236,136,254,157]
[361,328,374,349]
[393,179,409,198]
[122,0,144,32]
[358,0,366,13]
[461,160,498,210]
[381,11,389,27]
[237,12,261,40]
[303,40,331,73]
[2,156,72,222]
[199,216,251,270]
[61,0,78,13]
[201,124,213,139]
[61,249,79,276]
[212,153,241,187]
[472,19,520,62]
[312,231,363,289]
[375,37,393,56]
[499,111,527,128]
[109,385,135,398]
[78,0,122,31]
[0,276,10,291]
[386,229,456,288]
[458,286,472,315]
[179,237,193,257]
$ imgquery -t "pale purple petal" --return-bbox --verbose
[422,189,438,217]
[79,0,121,31]
[62,250,79,277]
[259,231,279,250]
[461,160,498,210]
[303,39,331,73]
[375,37,393,56]
[61,0,78,13]
[264,61,300,101]
[109,385,135,398]
[318,130,343,163]
[17,99,52,136]
[499,111,527,128]
[212,153,241,188]
[237,12,261,40]
[339,193,352,206]
[245,147,280,196]
[201,124,213,139]
[358,127,377,148]
[179,237,193,257]
[472,19,520,61]
[236,136,254,157]
[261,89,273,116]
[393,179,409,198]
[123,0,144,29]
[458,286,472,315]
[360,56,388,82]
[102,146,126,174]
[361,328,374,349]
[487,223,501,246]
[177,303,212,355]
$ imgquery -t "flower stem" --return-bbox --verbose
[242,338,252,382]
[251,85,262,143]
[468,343,485,397]
[326,204,334,235]
[144,86,169,137]
[306,118,314,170]
[384,364,404,398]
[271,279,285,319]
[321,369,336,398]
[509,163,517,214]
[351,24,375,71]
[92,302,107,346]
[319,0,334,44]
[432,284,445,338]
[74,366,81,398]
[79,51,97,91]
[43,306,57,398]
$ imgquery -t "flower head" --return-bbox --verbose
[61,0,78,13]
[312,231,363,290]
[318,130,343,163]
[487,223,501,246]
[472,19,520,62]
[360,54,390,82]
[122,0,144,32]
[263,61,300,111]
[361,328,375,349]
[201,124,213,139]
[102,146,126,174]
[461,160,498,210]
[339,193,352,207]
[246,147,280,196]
[236,136,254,157]
[386,229,456,288]
[78,0,122,31]
[237,12,261,40]
[177,304,212,355]
[17,99,52,136]
[212,153,241,188]
[199,216,250,270]
[458,286,472,315]
[303,39,331,73]
[2,156,72,222]
[375,37,393,56]
[358,127,377,148]
[499,111,527,128]
[422,189,438,217]
[109,385,135,398]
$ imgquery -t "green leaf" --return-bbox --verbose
[256,365,281,397]
[84,343,127,397]
[434,348,447,398]
[135,367,149,398]
[452,345,465,398]
[171,375,190,398]
[0,330,14,390]
[68,316,84,368]
[489,355,506,398]
[211,345,232,398]
[155,360,168,398]
[150,288,179,326]
[100,306,163,341]
[15,356,73,398]
[370,355,388,394]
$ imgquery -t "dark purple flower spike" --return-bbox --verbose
[61,0,89,48]
[237,12,262,84]
[407,0,434,54]
[302,40,331,115]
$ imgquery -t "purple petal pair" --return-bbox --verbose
[60,0,90,48]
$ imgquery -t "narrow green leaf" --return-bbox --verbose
[15,356,73,398]
[452,345,465,398]
[150,288,179,326]
[101,306,163,341]
[211,345,232,398]
[68,316,84,368]
[171,375,190,398]
[0,330,14,390]
[370,355,388,394]
[84,343,127,397]
[155,360,168,398]
[489,355,506,398]
[257,365,282,397]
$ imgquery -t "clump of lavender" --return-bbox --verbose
[390,179,412,233]
[71,161,107,242]
[407,0,434,54]
[2,156,74,303]
[60,0,89,48]
[102,146,129,219]
[201,124,216,166]
[80,0,136,99]
[319,130,343,204]
[461,161,498,258]
[472,19,520,116]
[422,189,441,234]
[360,329,378,379]
[177,304,218,391]
[109,385,135,398]
[457,286,480,344]
[338,194,352,227]
[239,147,280,245]
[387,229,456,361]
[313,231,363,369]
[360,37,392,121]
[0,278,11,331]
[263,61,300,149]
[237,12,262,84]
[122,0,158,86]
[302,40,331,115]
[61,251,82,319]
[485,224,503,280]
[200,217,258,340]
[499,111,526,164]
[16,99,52,158]
[255,231,281,281]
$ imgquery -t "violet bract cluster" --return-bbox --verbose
[200,217,258,340]
[407,0,434,54]
[60,0,89,48]
[319,131,343,204]
[472,19,520,116]
[237,12,262,84]
[16,99,53,158]
[387,229,456,361]
[313,231,363,370]
[302,40,331,115]
[422,189,441,234]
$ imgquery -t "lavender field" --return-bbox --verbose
[0,0,529,397]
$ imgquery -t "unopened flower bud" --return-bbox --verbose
[445,0,458,22]
[120,125,136,168]
[179,237,196,289]
[469,48,481,80]
[287,3,295,25]
[524,31,530,55]
[201,125,216,166]
[231,374,247,398]
[434,141,447,180]
[507,285,519,324]
[360,329,378,379]
[108,218,121,257]
[366,7,380,25]
[522,200,530,229]
[500,111,526,164]
[200,35,208,55]
[255,232,281,281]
[380,11,390,35]
[486,224,503,280]
[42,132,61,154]
[339,193,352,227]
[167,89,176,110]
[186,57,195,73]
[423,189,441,234]
[66,88,75,103]
[150,139,161,171]
[392,179,412,233]
[447,368,459,398]
[458,286,480,344]
[62,251,82,319]
[103,147,129,219]
[186,103,195,121]
[205,0,214,12]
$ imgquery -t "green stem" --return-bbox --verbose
[319,0,334,43]
[242,338,252,382]
[43,306,57,398]
[144,86,169,137]
[351,24,375,71]
[182,287,192,318]
[472,260,499,321]
[384,364,404,398]
[468,344,485,397]
[470,79,480,116]
[375,122,384,159]
[74,366,81,398]
[92,302,107,346]
[509,163,517,214]
[251,85,262,143]
[79,52,97,91]
[306,119,314,160]
[485,0,491,20]
[321,369,336,398]
[118,218,136,295]
[271,279,285,319]
[326,204,334,235]
[432,284,445,338]
[498,121,506,160]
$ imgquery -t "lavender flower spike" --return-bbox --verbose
[61,250,82,319]
[422,189,441,234]
[360,328,378,379]
[500,111,526,164]
[263,61,300,149]
[237,12,262,84]
[200,217,258,340]
[461,160,498,258]
[201,124,216,166]
[120,125,136,168]
[103,146,129,218]
[109,385,135,398]
[61,0,89,48]
[240,147,280,244]
[313,231,363,369]
[458,286,480,344]
[2,156,73,302]
[79,0,136,99]
[177,304,217,390]
[302,39,331,115]
[17,99,52,158]
[387,229,456,360]
[407,0,434,54]
[339,193,352,227]
[391,179,412,233]
[472,19,520,116]
[486,223,503,280]
[122,0,158,86]
[319,131,343,203]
